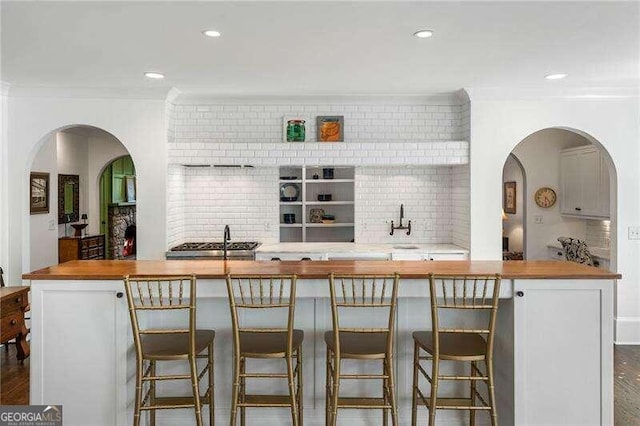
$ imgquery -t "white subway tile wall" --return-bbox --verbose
[355,166,457,244]
[451,165,470,249]
[585,219,611,249]
[166,99,471,248]
[180,167,279,244]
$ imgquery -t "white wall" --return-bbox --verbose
[5,92,166,285]
[468,89,640,343]
[502,155,524,253]
[29,134,58,270]
[0,83,8,275]
[56,131,89,237]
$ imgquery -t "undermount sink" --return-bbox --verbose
[392,245,420,249]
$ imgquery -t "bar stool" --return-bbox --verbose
[226,274,303,425]
[124,275,215,426]
[411,274,501,426]
[325,273,400,426]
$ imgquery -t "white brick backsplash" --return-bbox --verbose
[585,219,611,248]
[166,98,471,248]
[451,165,470,249]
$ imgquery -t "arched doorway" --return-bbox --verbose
[28,125,133,269]
[501,128,617,269]
[99,156,137,259]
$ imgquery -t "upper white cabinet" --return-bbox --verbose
[560,145,610,219]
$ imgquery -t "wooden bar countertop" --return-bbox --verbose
[22,260,621,281]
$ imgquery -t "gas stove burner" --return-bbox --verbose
[170,242,260,251]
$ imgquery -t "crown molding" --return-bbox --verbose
[465,86,639,102]
[7,86,171,100]
[170,91,464,106]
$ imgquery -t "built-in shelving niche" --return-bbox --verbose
[279,166,354,242]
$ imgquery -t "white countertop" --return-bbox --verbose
[547,243,610,260]
[256,242,469,254]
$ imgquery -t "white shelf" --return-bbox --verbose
[306,179,354,183]
[279,166,355,242]
[306,201,354,205]
[306,223,355,227]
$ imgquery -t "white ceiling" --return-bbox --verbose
[2,1,638,95]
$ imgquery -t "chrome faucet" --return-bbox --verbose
[390,204,412,236]
[223,225,231,260]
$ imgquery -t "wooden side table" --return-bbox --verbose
[1,286,30,361]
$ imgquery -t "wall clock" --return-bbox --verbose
[534,187,557,208]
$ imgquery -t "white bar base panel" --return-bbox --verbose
[28,278,614,426]
[614,316,640,344]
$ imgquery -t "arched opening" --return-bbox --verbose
[501,128,617,271]
[28,125,134,269]
[502,153,527,259]
[99,155,137,259]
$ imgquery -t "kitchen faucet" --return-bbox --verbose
[223,225,231,260]
[390,204,412,236]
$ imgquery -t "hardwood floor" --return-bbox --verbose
[615,345,640,425]
[1,344,639,422]
[0,344,29,405]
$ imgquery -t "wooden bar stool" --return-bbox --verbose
[226,274,303,425]
[411,274,501,426]
[325,273,400,426]
[124,275,215,426]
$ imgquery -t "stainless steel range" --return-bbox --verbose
[166,242,261,260]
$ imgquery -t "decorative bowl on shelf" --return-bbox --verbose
[321,214,335,224]
[71,223,88,237]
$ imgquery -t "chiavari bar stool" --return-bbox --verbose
[325,273,400,426]
[411,274,501,426]
[124,275,215,426]
[226,274,303,425]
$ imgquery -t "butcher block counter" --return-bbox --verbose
[23,260,618,426]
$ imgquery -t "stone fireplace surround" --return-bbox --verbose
[107,204,136,259]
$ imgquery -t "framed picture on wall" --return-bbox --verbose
[316,116,344,142]
[503,181,516,214]
[30,172,50,214]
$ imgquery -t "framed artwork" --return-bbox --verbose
[503,181,516,214]
[125,176,136,202]
[30,172,50,214]
[316,116,344,142]
[58,174,79,223]
[282,116,308,142]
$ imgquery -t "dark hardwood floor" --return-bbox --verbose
[0,344,29,405]
[1,344,639,422]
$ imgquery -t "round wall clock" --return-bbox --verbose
[534,187,557,208]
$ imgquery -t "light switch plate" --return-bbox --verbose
[534,215,544,224]
[48,219,56,231]
[629,226,640,240]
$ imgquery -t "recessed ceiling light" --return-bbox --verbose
[545,73,567,80]
[413,30,434,38]
[144,72,165,79]
[202,29,222,38]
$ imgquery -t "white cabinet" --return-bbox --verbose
[29,280,129,426]
[255,252,327,261]
[279,166,354,242]
[560,146,610,219]
[503,279,614,425]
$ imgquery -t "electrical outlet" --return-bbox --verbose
[629,226,640,240]
[534,215,543,225]
[424,221,434,231]
[264,222,271,232]
[48,219,56,231]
